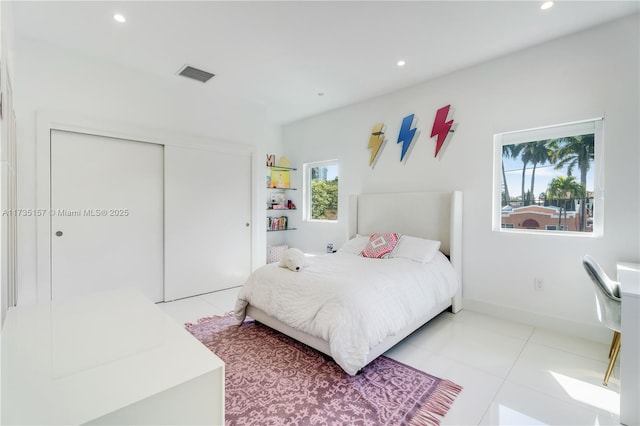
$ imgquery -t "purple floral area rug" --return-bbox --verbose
[186,314,462,426]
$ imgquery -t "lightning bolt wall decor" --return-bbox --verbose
[397,114,419,163]
[430,105,455,157]
[367,123,386,168]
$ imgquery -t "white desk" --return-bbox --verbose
[618,262,640,426]
[1,288,224,425]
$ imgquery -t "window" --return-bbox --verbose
[493,118,603,236]
[303,160,339,221]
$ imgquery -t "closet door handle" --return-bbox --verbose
[245,223,250,227]
[55,231,63,237]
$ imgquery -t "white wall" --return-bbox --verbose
[281,15,640,341]
[0,0,6,323]
[0,0,17,324]
[13,37,274,305]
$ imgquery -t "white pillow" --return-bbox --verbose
[337,235,370,255]
[390,235,441,263]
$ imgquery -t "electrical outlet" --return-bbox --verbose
[534,277,544,291]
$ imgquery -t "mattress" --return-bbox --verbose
[234,251,458,375]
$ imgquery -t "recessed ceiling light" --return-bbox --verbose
[540,1,554,10]
[397,60,406,67]
[113,13,126,23]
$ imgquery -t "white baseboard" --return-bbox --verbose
[463,298,611,345]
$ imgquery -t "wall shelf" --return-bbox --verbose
[267,165,297,171]
[267,162,297,235]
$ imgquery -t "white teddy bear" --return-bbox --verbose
[279,248,306,272]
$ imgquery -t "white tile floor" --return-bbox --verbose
[158,287,621,426]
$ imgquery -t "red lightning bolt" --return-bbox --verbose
[430,105,454,157]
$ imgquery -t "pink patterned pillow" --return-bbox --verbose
[361,233,400,259]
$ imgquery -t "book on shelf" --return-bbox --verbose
[267,216,288,231]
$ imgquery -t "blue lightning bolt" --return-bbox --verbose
[397,114,417,162]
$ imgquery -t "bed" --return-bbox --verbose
[235,191,463,375]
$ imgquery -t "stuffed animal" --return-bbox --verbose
[279,248,306,272]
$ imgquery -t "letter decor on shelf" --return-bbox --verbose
[366,104,458,167]
[266,154,275,167]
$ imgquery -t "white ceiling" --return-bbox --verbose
[11,1,639,124]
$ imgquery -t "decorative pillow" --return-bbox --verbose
[390,235,441,263]
[361,233,400,259]
[337,235,370,255]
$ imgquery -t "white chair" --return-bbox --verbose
[582,254,621,386]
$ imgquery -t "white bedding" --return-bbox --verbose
[234,251,458,375]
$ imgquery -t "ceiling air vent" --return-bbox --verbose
[177,65,215,83]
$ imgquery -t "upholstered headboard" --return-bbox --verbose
[348,191,463,312]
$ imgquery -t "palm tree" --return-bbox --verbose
[503,143,528,206]
[548,175,585,199]
[547,176,586,229]
[552,134,594,185]
[550,134,594,229]
[501,144,522,206]
[519,149,529,205]
[521,141,552,205]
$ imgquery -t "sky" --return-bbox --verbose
[326,164,338,181]
[502,155,594,199]
[319,164,339,181]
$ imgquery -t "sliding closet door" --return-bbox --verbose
[50,130,164,302]
[164,146,252,300]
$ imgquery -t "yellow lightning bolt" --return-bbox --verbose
[367,123,386,167]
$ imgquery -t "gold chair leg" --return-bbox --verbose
[608,333,616,358]
[608,331,620,359]
[603,331,621,386]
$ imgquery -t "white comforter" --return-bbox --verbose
[234,251,458,375]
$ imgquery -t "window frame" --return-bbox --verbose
[492,118,604,237]
[303,159,339,223]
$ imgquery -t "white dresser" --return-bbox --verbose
[617,262,640,426]
[1,288,224,425]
